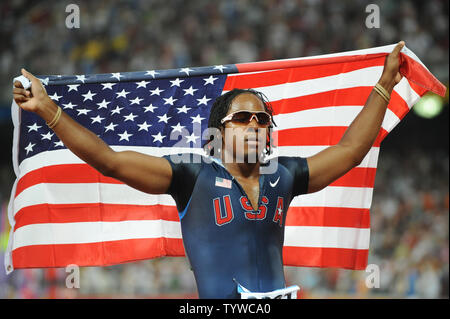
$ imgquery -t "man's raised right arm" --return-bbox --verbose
[13,68,173,195]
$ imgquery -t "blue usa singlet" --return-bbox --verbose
[163,153,309,298]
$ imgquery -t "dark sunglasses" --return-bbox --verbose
[220,110,272,126]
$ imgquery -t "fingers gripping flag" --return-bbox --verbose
[5,44,446,274]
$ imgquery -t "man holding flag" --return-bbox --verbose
[9,41,442,298]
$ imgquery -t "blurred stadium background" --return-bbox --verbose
[0,0,448,299]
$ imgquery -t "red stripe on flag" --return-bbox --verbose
[15,164,121,198]
[387,90,411,121]
[400,53,447,97]
[271,87,373,115]
[269,88,408,127]
[235,53,388,75]
[286,206,370,228]
[275,127,347,146]
[407,78,428,97]
[329,167,376,188]
[275,126,385,147]
[12,238,185,269]
[283,246,368,270]
[15,155,376,200]
[14,203,179,231]
[224,56,385,90]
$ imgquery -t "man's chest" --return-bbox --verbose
[186,165,293,228]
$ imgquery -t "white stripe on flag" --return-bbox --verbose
[12,221,369,251]
[284,226,370,249]
[17,146,380,179]
[273,146,380,168]
[290,186,373,209]
[273,105,400,133]
[14,183,176,216]
[17,146,205,178]
[14,182,372,217]
[12,220,182,249]
[394,76,421,108]
[225,66,384,101]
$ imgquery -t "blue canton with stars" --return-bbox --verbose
[18,65,236,165]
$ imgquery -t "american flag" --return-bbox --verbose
[5,44,445,274]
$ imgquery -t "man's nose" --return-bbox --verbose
[248,115,265,128]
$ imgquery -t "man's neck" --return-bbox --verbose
[221,155,260,179]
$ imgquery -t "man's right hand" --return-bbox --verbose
[13,68,52,114]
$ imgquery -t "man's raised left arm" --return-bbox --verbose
[306,41,405,194]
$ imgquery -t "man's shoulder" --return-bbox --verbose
[263,156,307,167]
[261,156,308,177]
[163,152,208,165]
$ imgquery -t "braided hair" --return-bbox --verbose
[203,88,276,158]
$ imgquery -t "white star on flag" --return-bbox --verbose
[124,113,138,122]
[137,121,152,131]
[163,96,177,105]
[118,131,133,141]
[77,109,91,116]
[191,114,205,124]
[27,123,41,132]
[96,99,110,109]
[136,80,150,88]
[183,86,198,96]
[213,65,227,73]
[90,115,105,124]
[67,84,80,92]
[110,106,123,115]
[145,70,159,78]
[203,75,218,85]
[150,87,164,96]
[170,78,184,87]
[177,105,191,113]
[104,122,118,132]
[185,132,200,144]
[38,77,49,86]
[179,67,193,75]
[197,95,211,106]
[62,102,77,109]
[76,75,86,83]
[40,132,54,141]
[116,89,130,98]
[157,114,171,123]
[49,92,62,101]
[130,97,144,105]
[101,83,116,90]
[152,132,165,143]
[111,73,122,81]
[82,90,96,101]
[143,104,158,113]
[171,122,185,133]
[24,142,35,154]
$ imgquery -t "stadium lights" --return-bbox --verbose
[413,91,447,119]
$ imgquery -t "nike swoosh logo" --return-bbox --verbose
[270,176,280,187]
